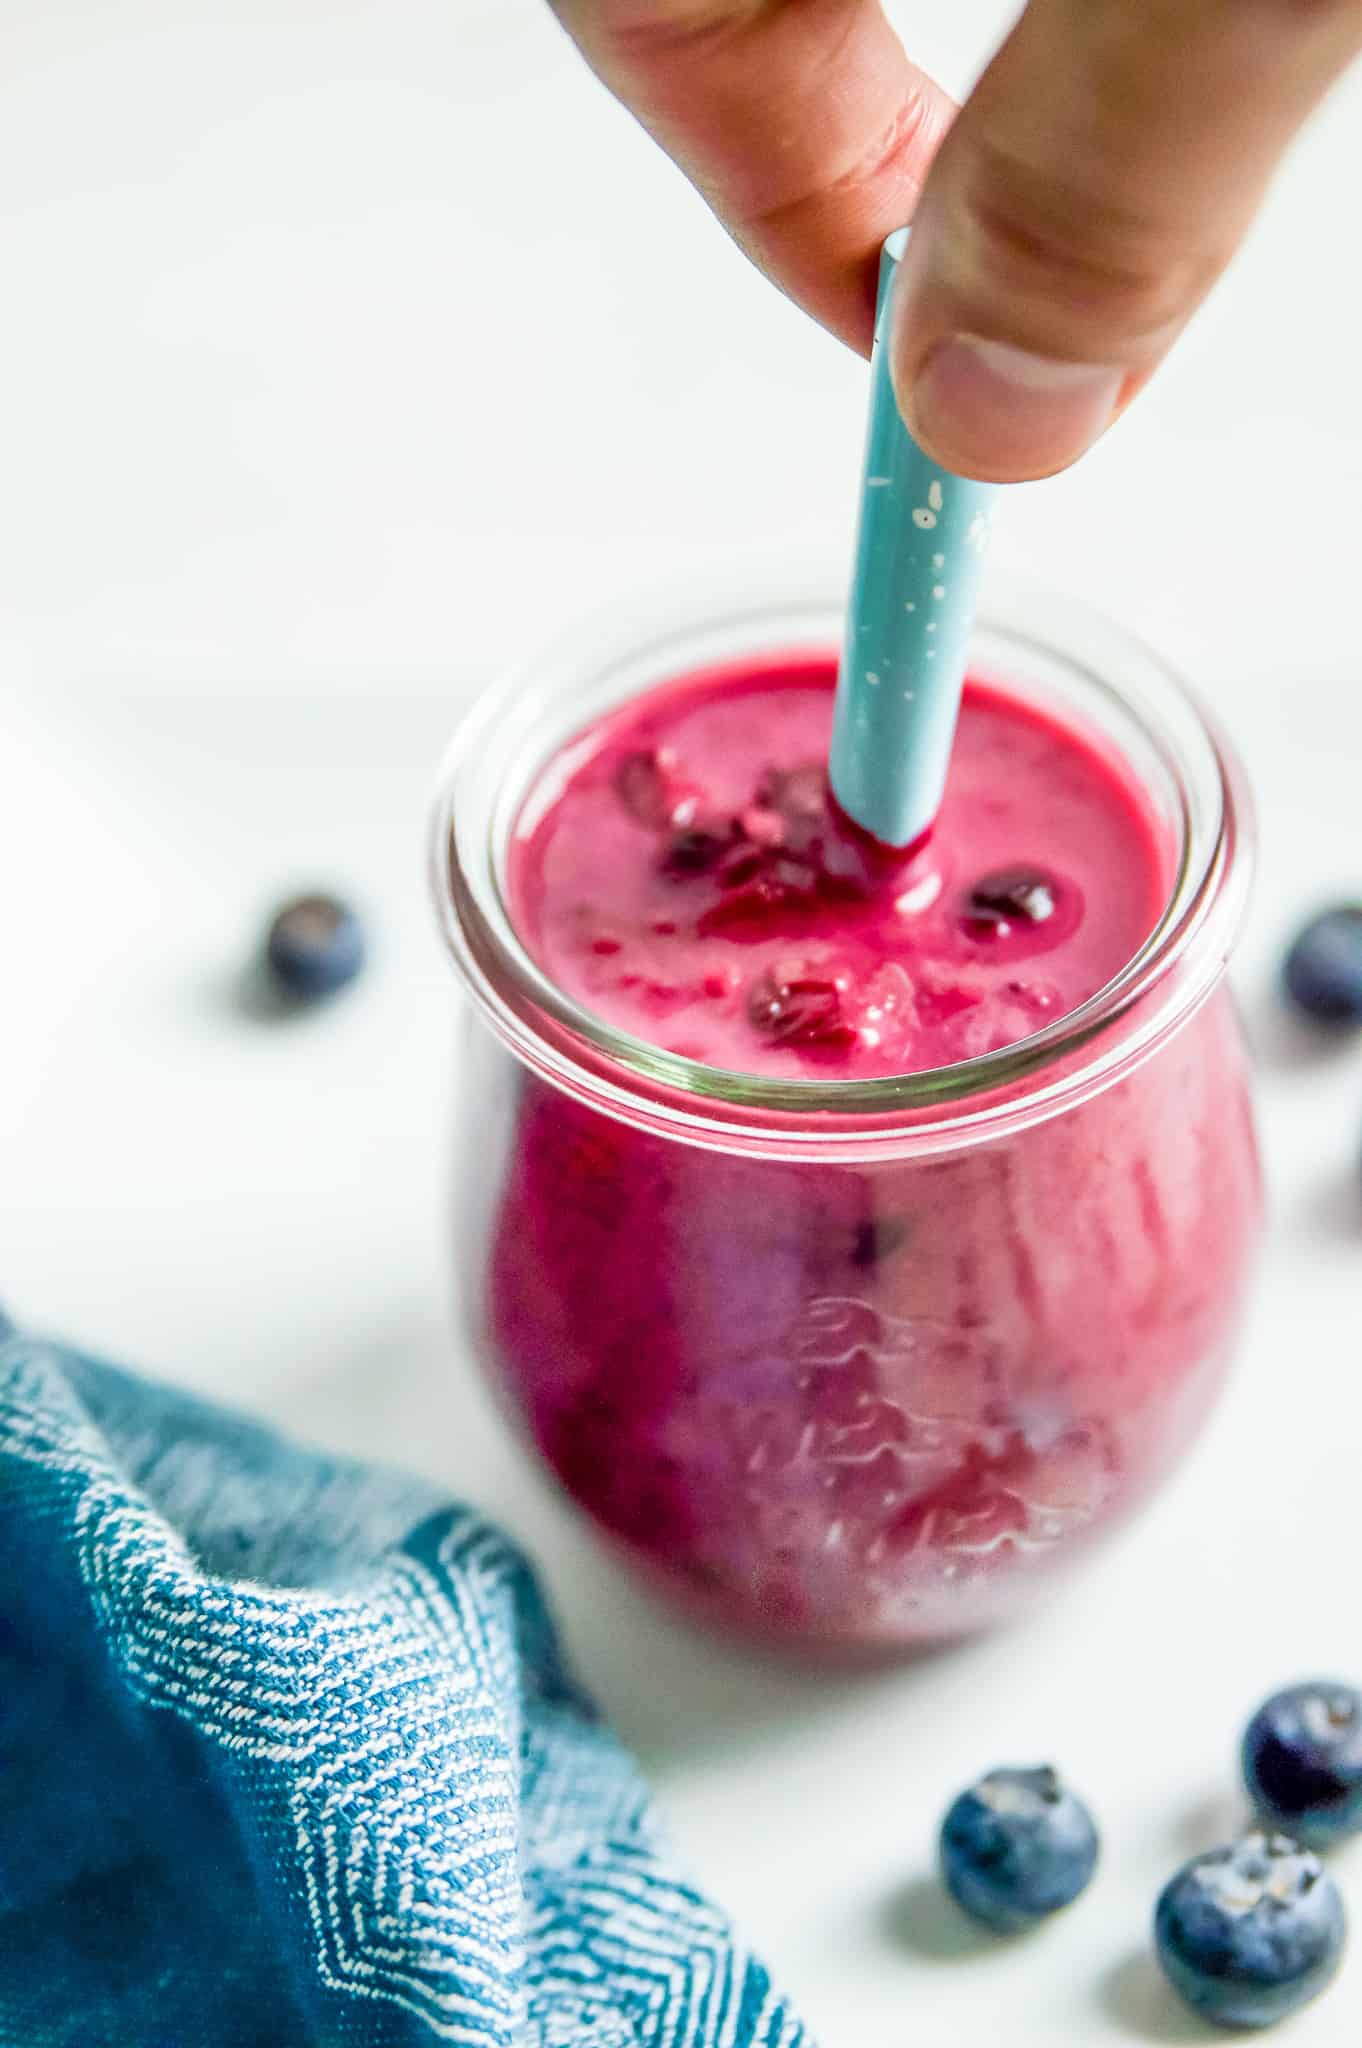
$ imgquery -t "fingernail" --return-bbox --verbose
[906,336,1124,482]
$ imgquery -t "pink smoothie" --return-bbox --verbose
[510,653,1168,1079]
[479,653,1260,1647]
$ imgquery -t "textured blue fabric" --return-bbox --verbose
[0,1325,809,2048]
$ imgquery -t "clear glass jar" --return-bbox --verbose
[431,556,1261,1652]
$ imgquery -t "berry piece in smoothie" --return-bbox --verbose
[747,967,856,1053]
[614,747,701,830]
[967,867,1057,929]
[939,1766,1099,1932]
[1282,907,1362,1024]
[1242,1682,1362,1849]
[661,824,737,877]
[961,866,1080,954]
[1154,1835,1345,2029]
[509,654,1169,1081]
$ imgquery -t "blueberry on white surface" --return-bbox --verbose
[1282,907,1362,1024]
[939,1765,1099,1932]
[1243,1680,1362,1849]
[1155,1833,1345,2030]
[264,894,366,1001]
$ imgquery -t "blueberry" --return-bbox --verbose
[963,867,1059,938]
[939,1765,1099,1932]
[1242,1680,1362,1848]
[1282,907,1362,1024]
[264,893,367,1001]
[1155,1833,1345,2029]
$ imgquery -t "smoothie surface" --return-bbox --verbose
[508,653,1170,1080]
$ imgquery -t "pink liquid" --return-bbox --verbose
[481,655,1261,1646]
[511,655,1169,1079]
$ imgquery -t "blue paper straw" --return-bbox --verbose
[829,229,998,848]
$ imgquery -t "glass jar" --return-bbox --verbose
[431,557,1261,1652]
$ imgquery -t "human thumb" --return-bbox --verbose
[890,0,1362,482]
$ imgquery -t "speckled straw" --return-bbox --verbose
[829,229,998,848]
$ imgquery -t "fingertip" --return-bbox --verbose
[894,332,1126,484]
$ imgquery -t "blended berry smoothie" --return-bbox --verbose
[509,654,1167,1080]
[457,635,1260,1648]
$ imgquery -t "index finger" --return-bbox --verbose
[551,0,955,351]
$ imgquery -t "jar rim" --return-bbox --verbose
[430,555,1253,1160]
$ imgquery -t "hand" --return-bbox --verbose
[552,0,1362,482]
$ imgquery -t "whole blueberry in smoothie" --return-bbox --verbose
[463,645,1260,1648]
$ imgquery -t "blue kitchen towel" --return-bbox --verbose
[0,1322,809,2048]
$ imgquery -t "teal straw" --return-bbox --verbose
[829,229,998,848]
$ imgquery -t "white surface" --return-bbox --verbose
[4,2,1362,2042]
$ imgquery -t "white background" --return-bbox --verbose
[4,3,1362,2042]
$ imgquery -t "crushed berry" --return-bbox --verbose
[662,826,734,876]
[654,752,907,934]
[754,761,889,894]
[747,970,858,1051]
[757,763,827,834]
[716,849,766,891]
[700,869,811,936]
